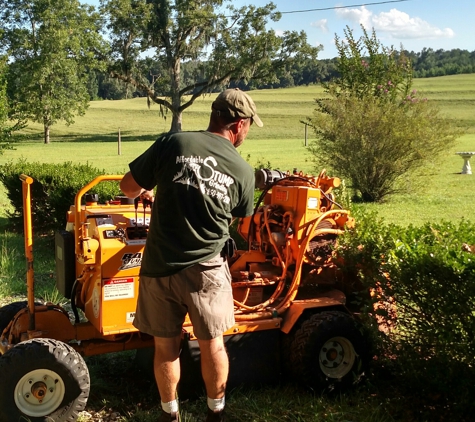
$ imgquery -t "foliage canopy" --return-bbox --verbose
[101,0,321,132]
[0,0,107,143]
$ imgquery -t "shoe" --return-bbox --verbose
[206,408,225,422]
[158,410,179,422]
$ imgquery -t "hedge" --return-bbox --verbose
[337,208,475,385]
[0,160,122,233]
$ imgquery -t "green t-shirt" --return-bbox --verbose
[129,130,255,277]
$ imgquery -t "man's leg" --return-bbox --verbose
[153,335,182,402]
[198,335,229,398]
[183,257,232,420]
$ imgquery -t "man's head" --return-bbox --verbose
[211,88,263,128]
[208,88,263,147]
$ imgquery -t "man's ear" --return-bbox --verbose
[233,118,244,133]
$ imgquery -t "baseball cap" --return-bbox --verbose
[212,88,263,127]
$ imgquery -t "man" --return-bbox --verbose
[120,88,262,422]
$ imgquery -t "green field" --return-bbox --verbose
[1,73,475,226]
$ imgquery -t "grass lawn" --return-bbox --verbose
[2,73,475,226]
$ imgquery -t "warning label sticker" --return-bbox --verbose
[103,278,135,301]
[307,197,318,209]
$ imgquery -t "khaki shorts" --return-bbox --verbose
[133,254,235,340]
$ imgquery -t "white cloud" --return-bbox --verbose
[311,19,329,33]
[336,5,373,28]
[274,29,285,37]
[336,7,455,40]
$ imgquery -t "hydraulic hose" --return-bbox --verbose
[234,209,349,320]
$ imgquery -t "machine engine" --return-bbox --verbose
[229,168,354,312]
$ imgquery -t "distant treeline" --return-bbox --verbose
[88,47,475,101]
[409,47,475,77]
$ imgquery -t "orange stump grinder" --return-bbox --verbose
[0,169,370,421]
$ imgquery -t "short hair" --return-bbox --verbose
[210,108,242,129]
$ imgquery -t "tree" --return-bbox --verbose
[101,0,321,132]
[0,56,24,154]
[308,26,461,202]
[0,0,107,144]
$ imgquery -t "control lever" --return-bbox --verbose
[134,196,153,236]
[134,196,140,230]
[142,198,153,228]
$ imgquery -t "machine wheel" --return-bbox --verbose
[0,338,90,421]
[0,301,30,333]
[0,301,44,339]
[290,311,369,391]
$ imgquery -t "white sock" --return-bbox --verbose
[207,396,225,412]
[161,399,179,414]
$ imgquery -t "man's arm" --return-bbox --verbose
[120,171,154,200]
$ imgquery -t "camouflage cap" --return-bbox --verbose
[212,88,263,127]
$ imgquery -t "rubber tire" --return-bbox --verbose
[290,311,369,392]
[0,338,90,421]
[0,301,30,333]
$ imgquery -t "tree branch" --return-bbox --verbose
[110,71,173,109]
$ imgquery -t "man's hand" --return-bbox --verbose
[120,171,154,202]
[140,189,154,203]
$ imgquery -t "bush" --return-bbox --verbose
[337,209,475,366]
[335,210,475,406]
[0,160,122,233]
[308,26,461,202]
[309,91,460,202]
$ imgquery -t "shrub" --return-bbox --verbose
[309,90,460,202]
[308,26,461,202]
[335,210,475,404]
[0,160,121,233]
[337,209,475,366]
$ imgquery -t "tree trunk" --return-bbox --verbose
[169,57,182,132]
[44,124,50,144]
[170,111,182,132]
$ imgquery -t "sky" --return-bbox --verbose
[234,0,475,59]
[84,0,475,60]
